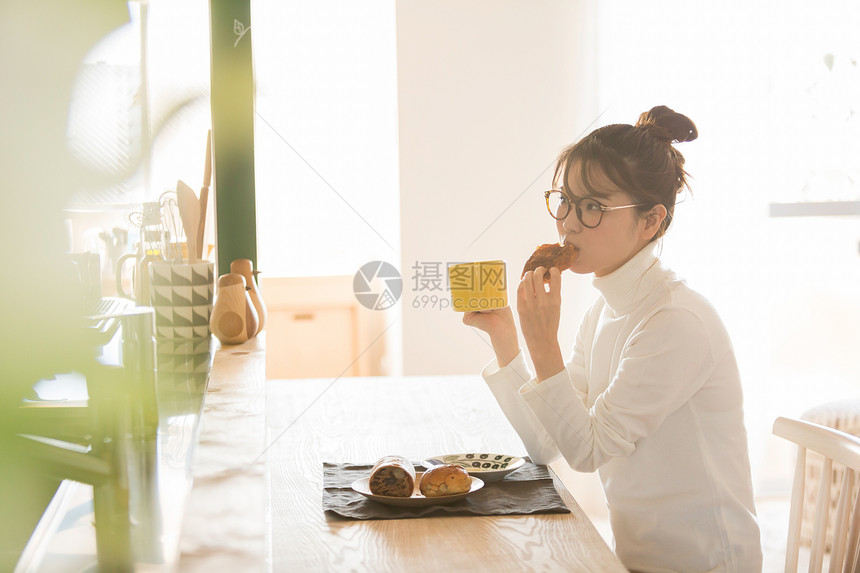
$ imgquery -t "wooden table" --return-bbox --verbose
[17,334,626,572]
[267,374,627,572]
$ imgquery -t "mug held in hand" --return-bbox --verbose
[448,260,508,312]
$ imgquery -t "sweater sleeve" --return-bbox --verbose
[482,351,563,465]
[481,312,592,465]
[567,306,592,402]
[520,307,716,473]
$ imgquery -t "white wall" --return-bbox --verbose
[396,0,600,375]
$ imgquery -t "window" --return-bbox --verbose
[252,1,400,278]
[65,1,211,281]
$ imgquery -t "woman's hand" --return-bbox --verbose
[462,305,520,367]
[517,266,565,381]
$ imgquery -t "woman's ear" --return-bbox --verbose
[641,204,668,240]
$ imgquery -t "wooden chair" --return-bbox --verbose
[773,416,860,573]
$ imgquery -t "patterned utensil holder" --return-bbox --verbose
[155,338,215,415]
[149,261,215,339]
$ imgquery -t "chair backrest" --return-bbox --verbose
[773,416,860,573]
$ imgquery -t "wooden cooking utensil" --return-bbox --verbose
[210,273,259,345]
[230,258,266,334]
[176,180,200,263]
[196,130,211,260]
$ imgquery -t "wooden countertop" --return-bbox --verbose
[177,335,266,572]
[266,371,627,572]
[18,332,624,572]
[16,333,220,572]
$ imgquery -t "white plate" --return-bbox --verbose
[422,453,525,482]
[351,471,484,508]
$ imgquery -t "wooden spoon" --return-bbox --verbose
[196,130,211,260]
[176,180,200,263]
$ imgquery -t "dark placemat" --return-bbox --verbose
[323,458,571,520]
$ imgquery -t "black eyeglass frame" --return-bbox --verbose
[544,189,647,229]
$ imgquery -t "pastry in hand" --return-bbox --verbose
[521,243,578,283]
[419,464,472,497]
[368,455,416,497]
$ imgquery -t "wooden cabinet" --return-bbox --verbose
[261,276,390,379]
[266,306,359,379]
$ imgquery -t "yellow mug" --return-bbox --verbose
[448,260,508,312]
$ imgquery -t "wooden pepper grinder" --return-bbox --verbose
[210,273,259,345]
[230,258,266,335]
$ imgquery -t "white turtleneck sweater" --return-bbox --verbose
[482,244,762,573]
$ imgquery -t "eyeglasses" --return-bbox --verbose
[544,190,646,229]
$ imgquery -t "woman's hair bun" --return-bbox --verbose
[635,105,698,143]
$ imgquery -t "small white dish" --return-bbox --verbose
[422,453,525,482]
[351,472,484,508]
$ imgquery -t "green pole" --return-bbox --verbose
[209,0,257,276]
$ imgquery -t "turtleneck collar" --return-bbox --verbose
[592,242,671,315]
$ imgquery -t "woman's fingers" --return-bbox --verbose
[516,266,562,360]
[462,306,515,333]
[519,267,548,301]
[532,266,548,293]
[519,267,562,302]
[547,267,561,299]
[463,309,496,330]
[520,269,535,299]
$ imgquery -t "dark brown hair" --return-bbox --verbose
[552,105,698,240]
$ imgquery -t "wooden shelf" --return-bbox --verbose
[769,201,860,218]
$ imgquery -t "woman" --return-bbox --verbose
[464,106,762,572]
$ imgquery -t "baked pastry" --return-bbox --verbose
[419,464,472,497]
[368,455,416,497]
[521,243,578,282]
